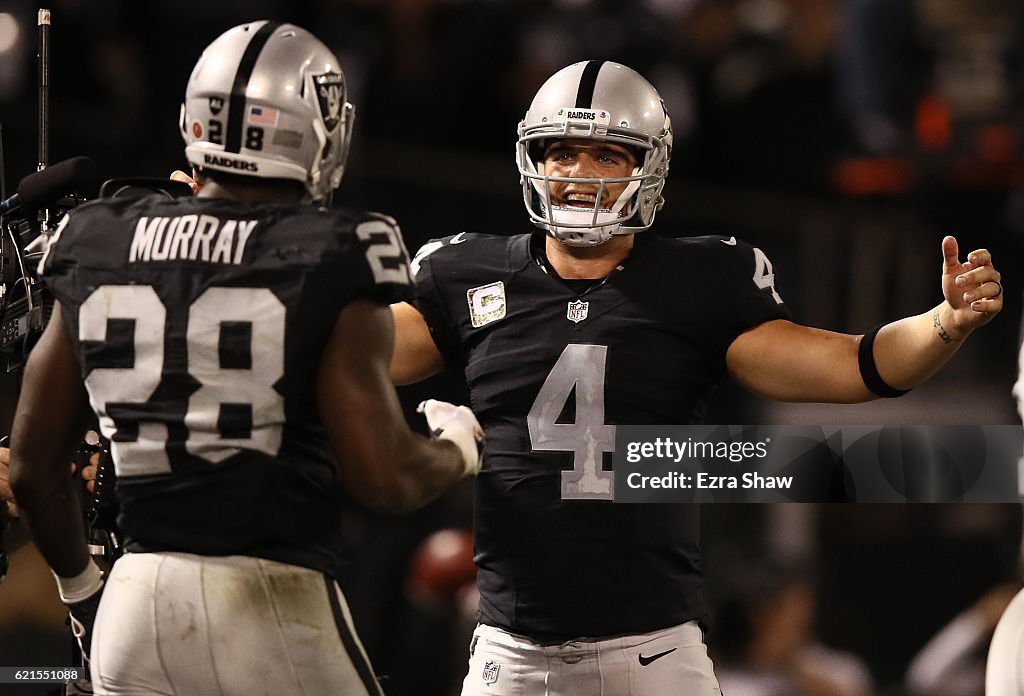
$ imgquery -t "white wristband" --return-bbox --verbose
[54,559,103,604]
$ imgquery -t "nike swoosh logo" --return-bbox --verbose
[721,236,737,245]
[638,648,677,666]
[450,232,468,245]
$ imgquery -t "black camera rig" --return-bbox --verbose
[0,179,88,371]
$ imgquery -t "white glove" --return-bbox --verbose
[417,399,483,477]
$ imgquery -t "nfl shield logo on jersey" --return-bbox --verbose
[567,299,589,323]
[482,660,500,685]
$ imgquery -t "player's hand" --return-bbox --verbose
[0,446,17,518]
[79,451,100,495]
[941,236,1003,336]
[170,168,200,195]
[417,399,483,477]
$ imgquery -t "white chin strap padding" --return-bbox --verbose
[547,208,620,246]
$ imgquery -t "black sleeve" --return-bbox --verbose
[344,213,414,306]
[408,239,460,364]
[708,239,792,359]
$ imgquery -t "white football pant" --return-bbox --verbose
[460,620,721,696]
[90,552,382,695]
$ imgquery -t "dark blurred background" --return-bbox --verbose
[0,1,1023,695]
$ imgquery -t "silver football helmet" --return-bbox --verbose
[516,61,673,246]
[180,21,354,203]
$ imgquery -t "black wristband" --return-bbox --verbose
[858,323,911,398]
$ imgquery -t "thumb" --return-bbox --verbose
[170,169,200,195]
[941,235,960,273]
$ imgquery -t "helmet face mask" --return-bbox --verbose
[516,62,673,246]
[180,21,354,204]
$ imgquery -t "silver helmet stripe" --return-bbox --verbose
[225,20,282,154]
[574,60,604,108]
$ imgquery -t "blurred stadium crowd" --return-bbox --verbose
[0,0,1022,694]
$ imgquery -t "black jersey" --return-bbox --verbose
[411,231,789,640]
[40,195,412,578]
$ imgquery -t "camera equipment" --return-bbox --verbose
[78,431,122,568]
[0,156,95,370]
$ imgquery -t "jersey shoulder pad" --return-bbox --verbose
[410,232,514,278]
[330,209,413,295]
[662,233,754,254]
[658,233,768,270]
[37,200,115,275]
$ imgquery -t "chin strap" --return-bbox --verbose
[547,208,620,246]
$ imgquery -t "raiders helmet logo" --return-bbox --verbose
[314,72,345,132]
[208,96,224,116]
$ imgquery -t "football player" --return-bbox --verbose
[388,61,1004,695]
[9,21,481,696]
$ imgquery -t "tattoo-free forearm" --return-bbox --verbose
[9,307,93,577]
[10,459,90,577]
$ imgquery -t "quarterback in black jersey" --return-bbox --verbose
[8,22,481,696]
[390,61,1004,695]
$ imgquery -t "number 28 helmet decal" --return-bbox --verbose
[516,61,673,246]
[180,21,354,203]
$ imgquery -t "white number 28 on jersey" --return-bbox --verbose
[79,285,285,478]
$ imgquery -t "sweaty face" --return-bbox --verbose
[542,139,639,211]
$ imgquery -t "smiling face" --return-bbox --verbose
[541,139,639,211]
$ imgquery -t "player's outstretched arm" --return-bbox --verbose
[318,299,478,513]
[389,301,444,385]
[727,236,1003,403]
[8,305,93,576]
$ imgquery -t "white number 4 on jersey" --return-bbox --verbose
[752,247,783,304]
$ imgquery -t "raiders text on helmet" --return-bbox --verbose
[516,61,673,246]
[180,21,354,203]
